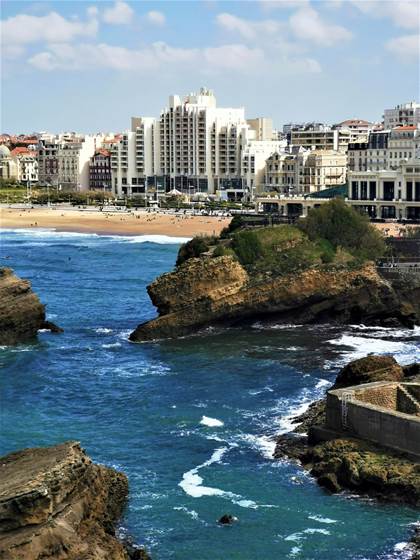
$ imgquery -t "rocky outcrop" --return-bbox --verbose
[130,257,420,342]
[0,441,148,560]
[0,268,61,345]
[332,355,405,389]
[275,355,420,507]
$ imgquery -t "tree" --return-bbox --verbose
[298,199,386,261]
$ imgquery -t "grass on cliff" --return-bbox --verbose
[176,200,387,276]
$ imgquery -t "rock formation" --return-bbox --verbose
[275,355,420,507]
[0,267,61,345]
[0,441,149,560]
[130,256,420,342]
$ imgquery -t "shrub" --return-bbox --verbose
[298,199,385,261]
[212,245,237,259]
[231,230,264,266]
[176,236,216,266]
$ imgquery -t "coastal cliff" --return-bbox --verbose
[130,256,419,341]
[0,267,61,345]
[0,441,148,560]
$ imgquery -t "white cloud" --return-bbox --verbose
[350,0,419,30]
[146,11,166,26]
[216,12,282,40]
[27,40,319,76]
[386,34,420,58]
[103,1,133,25]
[28,42,244,72]
[0,11,98,45]
[289,5,352,46]
[260,0,310,11]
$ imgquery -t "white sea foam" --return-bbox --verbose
[328,334,419,365]
[173,506,199,520]
[394,542,409,552]
[102,342,122,349]
[285,532,305,543]
[241,433,276,460]
[308,514,337,524]
[289,546,302,557]
[179,447,229,498]
[315,379,331,390]
[123,235,191,244]
[303,528,330,536]
[200,416,224,427]
[95,327,113,334]
[3,228,190,245]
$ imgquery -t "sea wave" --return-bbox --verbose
[327,333,419,366]
[200,416,224,427]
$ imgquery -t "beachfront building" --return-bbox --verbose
[347,161,420,220]
[10,147,38,184]
[110,88,279,200]
[238,139,286,201]
[347,126,420,173]
[290,124,354,153]
[37,134,104,190]
[384,102,420,129]
[89,149,112,191]
[0,145,19,181]
[263,148,346,195]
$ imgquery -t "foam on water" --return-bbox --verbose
[308,514,337,524]
[179,446,230,498]
[328,333,419,365]
[200,416,224,427]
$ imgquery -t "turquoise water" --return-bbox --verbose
[0,229,419,560]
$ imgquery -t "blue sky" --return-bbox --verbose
[1,0,419,133]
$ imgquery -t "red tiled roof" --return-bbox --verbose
[94,148,110,157]
[11,147,30,156]
[340,119,372,126]
[394,125,417,131]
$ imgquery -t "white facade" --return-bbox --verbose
[347,161,420,220]
[384,102,420,129]
[111,89,274,199]
[38,134,104,190]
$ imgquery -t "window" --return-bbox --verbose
[383,181,395,201]
[351,181,358,200]
[360,181,368,200]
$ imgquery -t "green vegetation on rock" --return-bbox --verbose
[298,199,386,261]
[176,200,387,279]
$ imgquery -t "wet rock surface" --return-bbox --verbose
[0,441,149,560]
[275,356,420,508]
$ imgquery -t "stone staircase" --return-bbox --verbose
[397,384,420,416]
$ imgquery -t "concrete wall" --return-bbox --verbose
[326,381,420,458]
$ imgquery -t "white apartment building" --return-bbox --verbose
[38,134,104,190]
[290,125,358,153]
[348,161,420,220]
[264,148,308,194]
[238,139,286,201]
[111,88,276,200]
[384,102,420,129]
[348,126,420,172]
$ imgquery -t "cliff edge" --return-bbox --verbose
[0,441,148,560]
[0,267,61,345]
[129,257,419,342]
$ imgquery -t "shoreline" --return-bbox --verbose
[0,207,231,238]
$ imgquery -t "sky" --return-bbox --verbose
[1,0,419,133]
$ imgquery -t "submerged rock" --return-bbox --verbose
[218,514,238,525]
[129,257,420,342]
[0,267,61,345]
[0,441,149,560]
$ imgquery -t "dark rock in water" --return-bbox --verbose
[0,267,46,345]
[275,355,420,507]
[41,320,64,334]
[129,256,420,342]
[332,354,404,389]
[403,363,420,379]
[218,514,238,525]
[0,441,147,559]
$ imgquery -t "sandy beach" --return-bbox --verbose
[0,207,231,238]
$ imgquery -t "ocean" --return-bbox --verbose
[0,228,419,560]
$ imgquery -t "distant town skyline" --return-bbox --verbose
[1,0,419,133]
